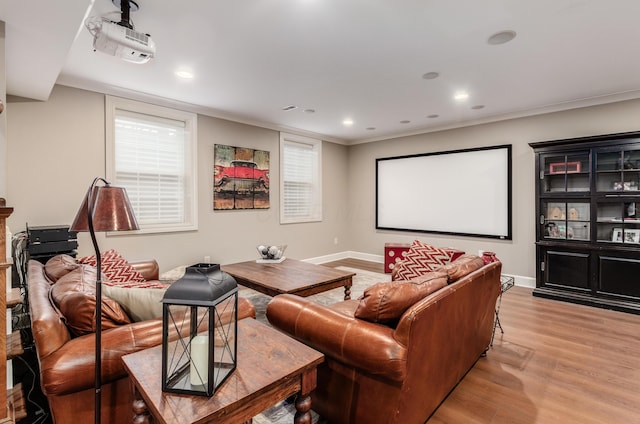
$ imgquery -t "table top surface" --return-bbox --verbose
[122,318,324,424]
[221,258,355,293]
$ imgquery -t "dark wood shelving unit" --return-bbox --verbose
[530,131,640,314]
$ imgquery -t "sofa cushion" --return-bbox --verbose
[50,265,132,336]
[103,285,168,322]
[45,254,81,283]
[355,271,448,325]
[78,249,147,284]
[436,254,485,283]
[392,240,464,281]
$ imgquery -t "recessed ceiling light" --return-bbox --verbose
[303,108,315,113]
[471,105,485,110]
[400,120,411,124]
[282,105,297,111]
[422,71,440,80]
[175,70,194,79]
[366,127,376,131]
[427,114,439,119]
[487,30,517,45]
[454,92,469,101]
[343,119,354,126]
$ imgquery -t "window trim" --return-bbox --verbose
[105,95,198,234]
[279,132,323,224]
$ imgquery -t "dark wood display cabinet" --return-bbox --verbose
[530,131,640,314]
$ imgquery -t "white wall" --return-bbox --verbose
[6,85,350,272]
[345,98,640,281]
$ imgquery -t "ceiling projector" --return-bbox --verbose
[91,18,156,64]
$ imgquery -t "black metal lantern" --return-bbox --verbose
[161,263,238,397]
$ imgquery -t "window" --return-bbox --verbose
[106,96,197,233]
[280,132,322,224]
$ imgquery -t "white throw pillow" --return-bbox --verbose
[103,285,167,322]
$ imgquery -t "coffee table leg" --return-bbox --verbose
[294,395,312,424]
[294,368,317,424]
[132,388,151,424]
[343,277,352,300]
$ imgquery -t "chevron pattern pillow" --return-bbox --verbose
[78,249,147,284]
[392,240,461,281]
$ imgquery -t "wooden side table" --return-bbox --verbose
[122,318,324,424]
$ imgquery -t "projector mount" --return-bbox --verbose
[111,0,138,30]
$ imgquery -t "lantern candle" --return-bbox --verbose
[190,335,209,386]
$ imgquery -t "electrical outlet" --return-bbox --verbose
[334,237,339,245]
[204,255,211,263]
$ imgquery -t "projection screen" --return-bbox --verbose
[376,144,512,239]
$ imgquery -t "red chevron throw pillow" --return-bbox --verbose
[78,249,146,284]
[392,240,460,281]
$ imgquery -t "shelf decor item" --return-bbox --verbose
[161,263,238,397]
[568,208,579,220]
[549,161,581,174]
[70,177,140,424]
[624,229,640,244]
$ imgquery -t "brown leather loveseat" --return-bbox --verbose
[267,256,501,423]
[27,256,256,423]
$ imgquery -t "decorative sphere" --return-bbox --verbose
[256,244,287,260]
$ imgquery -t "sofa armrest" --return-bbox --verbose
[39,318,164,396]
[266,294,407,382]
[129,259,160,281]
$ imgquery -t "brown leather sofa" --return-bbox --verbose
[27,257,256,424]
[267,257,501,424]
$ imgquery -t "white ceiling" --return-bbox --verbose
[3,0,640,144]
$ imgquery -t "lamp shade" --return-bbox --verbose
[70,182,139,233]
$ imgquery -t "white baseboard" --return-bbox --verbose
[305,251,535,288]
[507,274,536,288]
[304,250,384,264]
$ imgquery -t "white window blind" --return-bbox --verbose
[106,97,197,233]
[280,133,322,224]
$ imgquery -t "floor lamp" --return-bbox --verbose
[70,177,139,424]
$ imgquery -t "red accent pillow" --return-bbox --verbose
[392,240,462,281]
[78,249,146,284]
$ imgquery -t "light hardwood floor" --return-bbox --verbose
[324,259,640,423]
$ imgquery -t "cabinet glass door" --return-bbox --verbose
[542,201,590,241]
[597,200,640,244]
[541,152,590,193]
[596,149,640,192]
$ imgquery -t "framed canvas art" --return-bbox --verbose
[213,144,270,210]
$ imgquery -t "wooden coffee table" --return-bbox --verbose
[221,258,356,300]
[122,318,324,424]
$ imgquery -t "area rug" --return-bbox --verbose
[247,266,389,424]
